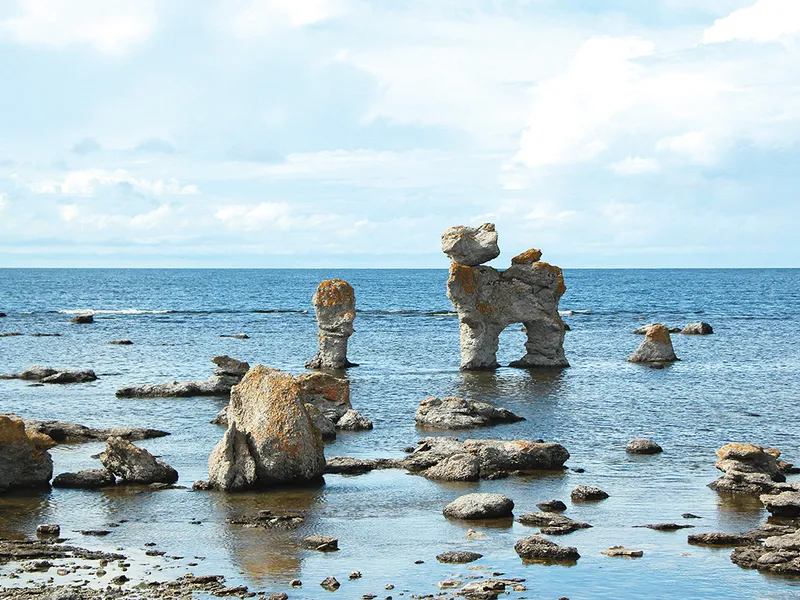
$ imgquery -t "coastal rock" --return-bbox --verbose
[628,324,678,363]
[70,314,93,324]
[305,279,357,369]
[626,438,663,454]
[730,526,800,575]
[709,442,790,495]
[305,404,337,441]
[0,332,23,337]
[116,356,248,398]
[441,223,500,267]
[0,415,53,492]
[536,499,567,512]
[15,365,58,380]
[100,437,178,484]
[514,535,580,562]
[212,355,250,377]
[436,551,483,564]
[1,366,97,384]
[421,453,481,482]
[517,512,591,535]
[462,439,570,473]
[109,339,134,345]
[208,365,325,491]
[320,576,340,591]
[336,408,373,431]
[602,546,643,557]
[459,580,507,599]
[220,333,249,339]
[52,469,116,489]
[211,407,229,427]
[688,533,757,547]
[36,524,60,537]
[301,536,338,552]
[442,493,514,520]
[681,322,713,335]
[324,456,386,475]
[295,372,352,421]
[571,485,609,502]
[444,225,568,370]
[414,396,524,429]
[761,491,800,517]
[11,416,169,443]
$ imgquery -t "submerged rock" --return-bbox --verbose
[514,535,580,562]
[208,365,325,491]
[681,322,713,335]
[442,493,514,520]
[116,355,248,398]
[443,224,568,370]
[305,279,357,369]
[414,396,524,430]
[626,438,663,454]
[100,437,178,484]
[0,415,53,493]
[220,333,249,339]
[53,469,116,489]
[628,324,678,363]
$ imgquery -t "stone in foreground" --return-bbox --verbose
[305,279,357,369]
[626,438,663,454]
[414,396,524,430]
[628,324,678,363]
[0,416,53,493]
[443,493,514,520]
[301,536,338,552]
[441,223,500,267]
[761,491,800,517]
[514,535,580,562]
[100,437,178,484]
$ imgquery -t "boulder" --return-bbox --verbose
[461,439,570,473]
[324,457,387,475]
[681,322,713,335]
[421,453,481,482]
[761,491,800,517]
[514,535,580,562]
[36,524,60,536]
[17,366,58,380]
[441,223,500,267]
[709,443,791,495]
[212,355,250,376]
[444,226,568,370]
[436,551,483,564]
[100,437,178,484]
[295,372,351,421]
[442,493,514,520]
[414,396,524,430]
[0,416,53,492]
[517,512,591,535]
[40,370,97,384]
[628,324,678,363]
[626,438,663,454]
[53,469,116,489]
[208,365,325,491]
[116,356,248,398]
[730,526,800,575]
[536,499,567,513]
[70,314,93,324]
[301,536,338,552]
[336,409,373,431]
[571,485,609,501]
[305,279,357,369]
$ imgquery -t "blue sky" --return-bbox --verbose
[0,0,798,268]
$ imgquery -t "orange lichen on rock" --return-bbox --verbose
[0,415,31,445]
[449,264,481,295]
[644,323,672,345]
[314,279,355,308]
[532,262,567,297]
[716,442,765,460]
[511,248,542,264]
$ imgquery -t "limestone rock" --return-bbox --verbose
[709,442,790,495]
[100,437,178,484]
[761,491,800,517]
[109,339,134,345]
[208,365,325,491]
[212,355,250,377]
[0,416,53,492]
[211,407,229,427]
[536,499,567,512]
[602,546,643,557]
[628,324,678,363]
[443,225,568,370]
[571,485,609,501]
[421,453,480,482]
[117,356,249,398]
[730,525,800,575]
[304,403,337,442]
[1,367,97,384]
[626,438,663,454]
[301,536,338,552]
[441,223,500,267]
[681,322,713,335]
[336,409,373,431]
[53,469,116,489]
[414,396,524,430]
[295,372,351,421]
[461,439,570,473]
[514,535,580,562]
[9,416,168,443]
[517,512,591,535]
[436,551,483,564]
[70,314,93,324]
[442,493,514,520]
[688,533,757,547]
[305,279,357,369]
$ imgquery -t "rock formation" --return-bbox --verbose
[0,415,53,492]
[100,437,178,484]
[442,223,568,370]
[628,323,678,363]
[70,313,93,324]
[208,365,326,491]
[761,491,800,517]
[305,279,357,369]
[116,355,249,398]
[681,321,713,335]
[0,366,97,383]
[442,493,514,519]
[414,396,524,429]
[514,535,580,562]
[709,443,797,495]
[626,438,663,454]
[3,414,168,444]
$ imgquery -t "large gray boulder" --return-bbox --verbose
[0,416,53,492]
[208,365,326,491]
[100,437,178,484]
[441,223,500,267]
[628,324,678,363]
[414,396,524,430]
[305,279,357,369]
[443,493,514,520]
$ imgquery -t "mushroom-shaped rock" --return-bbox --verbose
[0,415,53,492]
[761,491,800,518]
[441,223,500,267]
[681,322,713,335]
[414,396,524,430]
[100,438,178,484]
[628,324,678,363]
[514,535,580,562]
[305,279,357,370]
[208,365,326,491]
[571,485,609,502]
[421,453,481,482]
[442,493,514,520]
[626,438,663,455]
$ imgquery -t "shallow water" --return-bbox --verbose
[0,268,799,599]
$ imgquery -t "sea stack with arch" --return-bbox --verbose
[442,223,569,370]
[306,279,358,369]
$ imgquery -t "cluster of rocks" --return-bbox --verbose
[305,279,357,369]
[709,442,798,496]
[0,365,97,384]
[441,223,568,370]
[414,396,524,430]
[116,355,249,398]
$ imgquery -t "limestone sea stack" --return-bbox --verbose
[306,279,357,369]
[442,223,568,370]
[0,415,54,493]
[628,323,678,364]
[208,365,326,491]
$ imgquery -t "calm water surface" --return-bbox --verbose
[0,268,798,599]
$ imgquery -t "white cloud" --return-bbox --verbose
[222,0,351,37]
[657,130,719,164]
[0,0,157,55]
[609,156,660,175]
[215,201,338,232]
[29,169,198,197]
[130,205,172,230]
[59,204,79,222]
[0,194,7,213]
[703,0,800,44]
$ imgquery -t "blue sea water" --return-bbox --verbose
[0,268,799,599]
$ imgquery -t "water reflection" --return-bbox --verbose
[0,489,51,538]
[457,367,567,401]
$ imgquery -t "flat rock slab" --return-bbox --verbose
[642,523,695,531]
[602,546,643,557]
[436,551,483,564]
[301,536,338,552]
[688,533,757,547]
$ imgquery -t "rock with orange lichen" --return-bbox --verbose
[0,415,53,492]
[443,224,568,370]
[709,442,799,495]
[628,323,678,364]
[208,365,326,491]
[441,223,500,267]
[306,279,358,370]
[295,372,352,421]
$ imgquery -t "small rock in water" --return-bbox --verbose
[687,533,756,547]
[109,339,134,345]
[465,529,487,539]
[70,314,94,324]
[681,322,713,335]
[220,332,249,339]
[571,485,609,502]
[78,530,111,536]
[289,579,302,587]
[349,571,362,579]
[436,551,483,564]
[602,546,643,557]
[682,513,702,519]
[628,323,678,364]
[336,409,373,431]
[515,535,580,563]
[320,576,340,591]
[36,524,60,536]
[643,523,695,531]
[626,438,663,454]
[443,493,514,520]
[301,536,339,552]
[536,500,567,512]
[760,491,800,517]
[438,579,462,589]
[268,594,288,600]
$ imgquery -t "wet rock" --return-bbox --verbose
[70,314,93,324]
[536,500,567,513]
[320,576,340,591]
[324,456,384,475]
[0,415,53,493]
[688,533,757,547]
[602,546,643,557]
[444,224,568,370]
[301,536,338,551]
[349,571,362,579]
[436,551,483,564]
[643,523,695,531]
[6,416,168,444]
[709,442,791,495]
[514,535,580,562]
[628,324,678,363]
[460,579,507,599]
[78,529,111,536]
[682,513,702,519]
[336,408,373,431]
[461,439,570,474]
[36,524,60,536]
[220,332,249,339]
[100,437,178,484]
[40,370,98,384]
[681,322,713,335]
[109,339,134,345]
[517,512,591,535]
[441,223,500,267]
[53,469,116,489]
[211,406,229,427]
[571,485,608,502]
[268,594,288,600]
[305,403,337,441]
[421,453,481,482]
[414,396,524,430]
[730,526,800,575]
[306,279,357,369]
[212,355,250,376]
[208,365,325,491]
[0,332,23,337]
[117,356,249,398]
[761,491,800,517]
[443,493,514,520]
[14,365,59,380]
[626,438,663,454]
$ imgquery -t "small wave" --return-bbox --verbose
[57,309,170,315]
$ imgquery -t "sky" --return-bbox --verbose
[0,0,798,268]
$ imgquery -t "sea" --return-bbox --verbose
[0,268,798,599]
